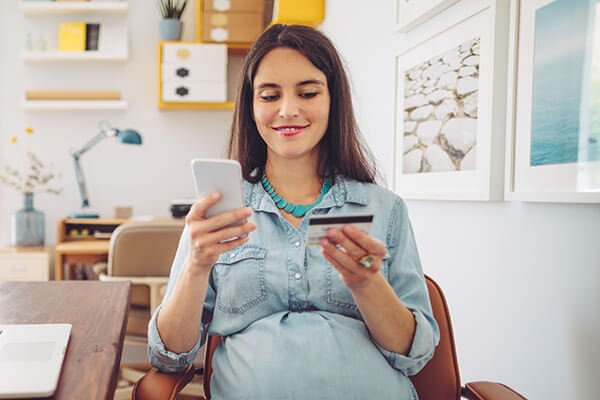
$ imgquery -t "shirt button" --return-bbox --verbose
[294,272,302,280]
[229,252,236,259]
[294,241,301,248]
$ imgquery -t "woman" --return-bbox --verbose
[149,24,439,399]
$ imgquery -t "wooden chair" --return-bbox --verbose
[94,220,203,400]
[132,275,527,400]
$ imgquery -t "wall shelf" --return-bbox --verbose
[159,101,235,110]
[19,1,128,15]
[21,51,128,62]
[22,100,128,111]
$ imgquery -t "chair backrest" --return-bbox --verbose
[202,275,461,400]
[410,275,461,400]
[108,220,184,278]
[108,220,184,324]
[203,335,220,399]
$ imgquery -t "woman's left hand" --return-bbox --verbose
[321,224,387,289]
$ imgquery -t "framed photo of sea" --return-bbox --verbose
[393,0,510,200]
[506,0,600,202]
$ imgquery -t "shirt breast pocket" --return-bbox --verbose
[325,252,391,311]
[215,246,268,314]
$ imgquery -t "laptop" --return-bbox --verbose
[0,324,71,399]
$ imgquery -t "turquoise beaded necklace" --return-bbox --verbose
[261,174,333,217]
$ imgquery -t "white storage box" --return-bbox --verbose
[162,63,227,83]
[162,81,227,102]
[161,43,228,103]
[162,43,227,64]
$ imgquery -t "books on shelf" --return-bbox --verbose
[85,23,100,51]
[98,24,128,56]
[58,22,102,52]
[26,90,122,100]
[58,22,126,55]
[58,22,86,51]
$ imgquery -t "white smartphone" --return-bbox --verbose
[191,158,245,219]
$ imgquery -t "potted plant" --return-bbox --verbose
[155,0,188,41]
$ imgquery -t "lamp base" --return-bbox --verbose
[69,210,100,219]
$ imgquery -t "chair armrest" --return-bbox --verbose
[92,262,108,275]
[98,274,168,313]
[98,274,168,285]
[463,382,527,400]
[132,365,195,400]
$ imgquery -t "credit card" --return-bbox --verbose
[306,213,374,246]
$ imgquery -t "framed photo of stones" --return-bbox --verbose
[395,0,460,32]
[393,3,510,200]
[505,0,600,203]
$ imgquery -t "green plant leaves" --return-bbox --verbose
[155,0,188,19]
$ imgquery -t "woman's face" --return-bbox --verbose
[252,47,330,164]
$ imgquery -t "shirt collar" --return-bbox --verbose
[244,175,368,212]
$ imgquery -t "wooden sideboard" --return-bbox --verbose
[54,218,127,280]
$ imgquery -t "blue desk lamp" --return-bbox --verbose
[70,121,142,219]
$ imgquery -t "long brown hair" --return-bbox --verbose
[227,24,377,184]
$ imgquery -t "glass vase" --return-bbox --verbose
[10,193,45,247]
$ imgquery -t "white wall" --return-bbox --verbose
[0,1,231,244]
[0,6,5,177]
[1,1,599,399]
[322,1,600,399]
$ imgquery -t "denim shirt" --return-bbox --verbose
[148,176,439,385]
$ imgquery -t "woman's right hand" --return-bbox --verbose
[185,192,256,273]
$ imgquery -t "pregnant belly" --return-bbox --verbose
[210,311,414,400]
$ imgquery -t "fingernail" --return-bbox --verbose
[344,225,355,233]
[212,192,220,199]
[245,207,253,216]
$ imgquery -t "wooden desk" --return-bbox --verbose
[0,281,131,400]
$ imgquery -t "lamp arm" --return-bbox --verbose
[71,130,110,158]
[70,129,111,208]
[72,154,90,208]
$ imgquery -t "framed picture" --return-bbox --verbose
[395,0,460,32]
[506,0,600,203]
[393,2,510,200]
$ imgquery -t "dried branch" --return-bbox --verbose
[0,152,61,196]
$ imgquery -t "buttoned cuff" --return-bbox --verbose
[374,309,437,376]
[147,305,206,373]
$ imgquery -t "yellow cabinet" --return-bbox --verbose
[158,0,325,110]
[271,0,324,26]
[196,0,265,46]
[158,41,236,110]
